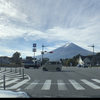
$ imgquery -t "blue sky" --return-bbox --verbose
[0,0,100,58]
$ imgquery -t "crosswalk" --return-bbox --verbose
[23,79,100,91]
[0,78,100,91]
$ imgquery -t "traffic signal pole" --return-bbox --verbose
[41,44,53,66]
[41,44,49,66]
[42,44,44,65]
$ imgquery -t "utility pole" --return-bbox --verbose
[33,43,37,65]
[88,44,95,67]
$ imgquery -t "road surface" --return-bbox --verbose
[1,67,100,98]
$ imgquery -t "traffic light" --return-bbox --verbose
[50,51,53,53]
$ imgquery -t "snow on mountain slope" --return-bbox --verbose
[36,43,94,60]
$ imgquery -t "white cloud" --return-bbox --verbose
[0,0,100,58]
[0,24,27,39]
[0,0,28,22]
[0,45,41,58]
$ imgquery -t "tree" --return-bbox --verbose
[96,52,100,55]
[73,54,82,61]
[66,59,77,66]
[12,52,21,65]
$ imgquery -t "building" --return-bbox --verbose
[83,57,91,66]
[81,55,100,66]
[0,56,13,65]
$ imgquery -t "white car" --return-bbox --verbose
[42,61,62,71]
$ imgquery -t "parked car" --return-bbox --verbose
[42,61,62,71]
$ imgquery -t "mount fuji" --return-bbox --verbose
[36,43,94,60]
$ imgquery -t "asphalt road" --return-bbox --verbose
[20,67,100,98]
[1,67,100,98]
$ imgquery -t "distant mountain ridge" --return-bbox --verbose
[36,43,94,60]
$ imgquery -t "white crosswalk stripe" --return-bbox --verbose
[0,79,20,86]
[0,78,10,83]
[41,80,51,90]
[1,78,100,91]
[8,79,29,89]
[57,80,67,90]
[25,80,39,90]
[69,79,85,90]
[91,79,100,83]
[81,79,100,89]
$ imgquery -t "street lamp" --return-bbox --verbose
[88,44,95,67]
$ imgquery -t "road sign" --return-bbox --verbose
[33,48,36,52]
[33,43,36,47]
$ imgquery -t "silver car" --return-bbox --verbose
[42,61,62,71]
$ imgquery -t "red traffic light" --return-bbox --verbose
[50,51,53,53]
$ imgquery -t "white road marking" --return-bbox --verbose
[16,88,21,91]
[92,79,100,83]
[69,79,85,90]
[0,78,10,83]
[81,79,100,89]
[41,80,51,90]
[6,79,20,86]
[57,80,67,90]
[0,79,20,86]
[25,80,39,89]
[8,79,29,89]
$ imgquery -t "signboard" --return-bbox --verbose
[33,43,36,47]
[33,48,36,52]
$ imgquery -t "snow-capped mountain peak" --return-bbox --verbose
[36,43,94,60]
[64,43,75,48]
[64,43,71,48]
